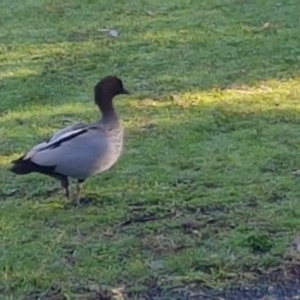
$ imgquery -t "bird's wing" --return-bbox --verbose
[26,125,108,175]
[47,123,89,143]
[24,123,90,160]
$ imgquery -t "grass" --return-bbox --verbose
[1,0,300,298]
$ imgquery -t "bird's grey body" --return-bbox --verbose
[24,120,124,180]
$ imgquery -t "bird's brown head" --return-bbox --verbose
[94,76,129,106]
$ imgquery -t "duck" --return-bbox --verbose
[10,75,129,205]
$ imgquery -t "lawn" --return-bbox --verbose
[1,0,300,299]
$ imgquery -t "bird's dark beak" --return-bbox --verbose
[122,88,130,95]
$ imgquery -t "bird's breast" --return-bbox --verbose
[94,127,124,173]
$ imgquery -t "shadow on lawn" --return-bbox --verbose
[21,264,300,299]
[1,3,300,112]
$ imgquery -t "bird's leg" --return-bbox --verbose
[75,179,84,206]
[60,177,70,199]
[51,173,70,199]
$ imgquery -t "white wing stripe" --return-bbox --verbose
[47,128,86,145]
[24,128,87,160]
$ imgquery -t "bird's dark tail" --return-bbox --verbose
[10,156,35,175]
[10,156,56,175]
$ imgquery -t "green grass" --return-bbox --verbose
[1,0,300,298]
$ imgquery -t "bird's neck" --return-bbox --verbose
[96,93,118,123]
[101,110,118,124]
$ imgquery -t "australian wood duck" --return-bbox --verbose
[10,75,129,205]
